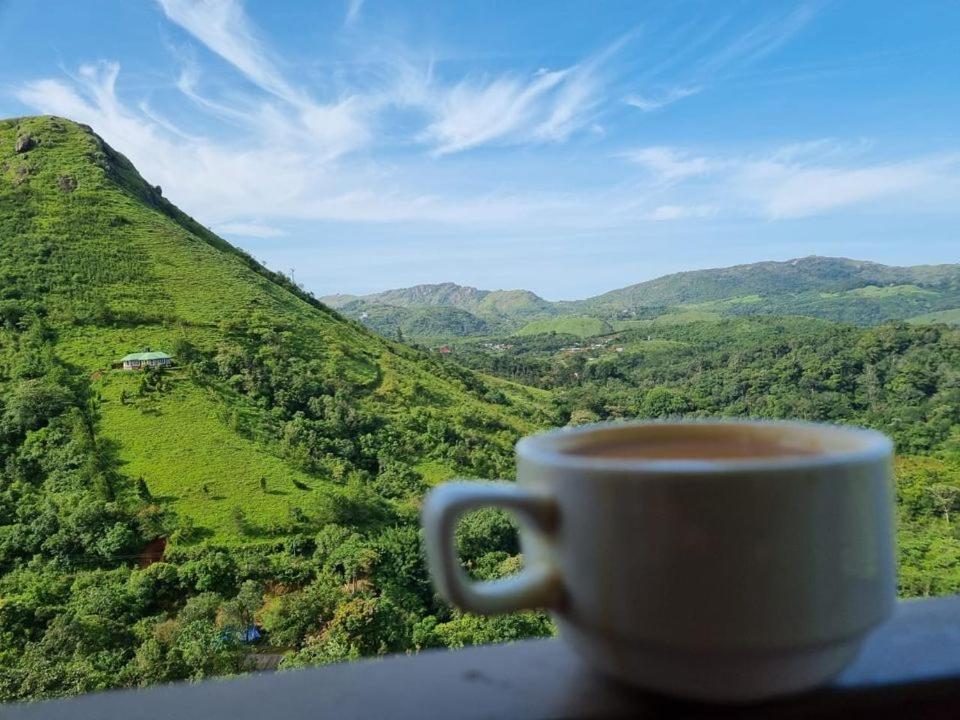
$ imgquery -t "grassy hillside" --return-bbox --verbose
[0,116,556,701]
[908,308,960,325]
[335,302,490,342]
[476,289,556,321]
[0,115,550,540]
[323,282,490,309]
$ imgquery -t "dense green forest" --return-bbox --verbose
[1,116,958,703]
[447,316,960,598]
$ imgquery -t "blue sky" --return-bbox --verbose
[1,1,958,299]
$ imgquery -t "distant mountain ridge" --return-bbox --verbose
[324,282,494,309]
[323,282,552,314]
[321,283,557,337]
[573,256,960,313]
[327,256,960,339]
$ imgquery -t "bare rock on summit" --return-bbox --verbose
[14,134,36,153]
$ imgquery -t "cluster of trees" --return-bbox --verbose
[458,318,960,455]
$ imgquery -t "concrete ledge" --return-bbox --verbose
[7,596,960,719]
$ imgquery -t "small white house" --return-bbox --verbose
[121,351,172,371]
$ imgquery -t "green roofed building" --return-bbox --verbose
[121,351,172,371]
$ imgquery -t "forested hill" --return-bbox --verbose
[331,256,960,340]
[324,282,493,309]
[0,116,553,700]
[322,284,557,338]
[570,256,960,320]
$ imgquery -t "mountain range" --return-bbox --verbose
[322,256,960,340]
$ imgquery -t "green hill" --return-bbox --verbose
[336,302,490,341]
[475,289,556,322]
[323,283,557,337]
[908,308,960,326]
[572,256,960,315]
[1,116,551,537]
[0,116,554,700]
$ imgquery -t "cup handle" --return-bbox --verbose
[422,481,564,615]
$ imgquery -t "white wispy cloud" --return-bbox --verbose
[642,204,718,221]
[624,85,701,112]
[422,69,567,155]
[157,0,300,104]
[158,0,372,161]
[622,146,715,181]
[422,36,627,155]
[620,141,959,219]
[344,0,364,27]
[696,2,820,76]
[615,5,820,129]
[157,0,629,160]
[739,156,953,219]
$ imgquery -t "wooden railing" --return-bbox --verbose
[6,595,960,719]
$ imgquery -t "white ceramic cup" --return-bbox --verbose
[422,420,896,702]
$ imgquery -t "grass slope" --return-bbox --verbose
[97,372,323,543]
[908,308,960,326]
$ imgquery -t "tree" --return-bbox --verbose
[640,387,693,417]
[172,337,200,365]
[221,580,264,632]
[928,484,960,526]
[4,379,72,432]
[456,508,519,561]
[230,506,251,536]
[568,408,600,426]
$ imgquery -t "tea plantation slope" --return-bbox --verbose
[0,116,552,542]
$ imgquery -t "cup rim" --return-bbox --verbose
[516,418,893,475]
